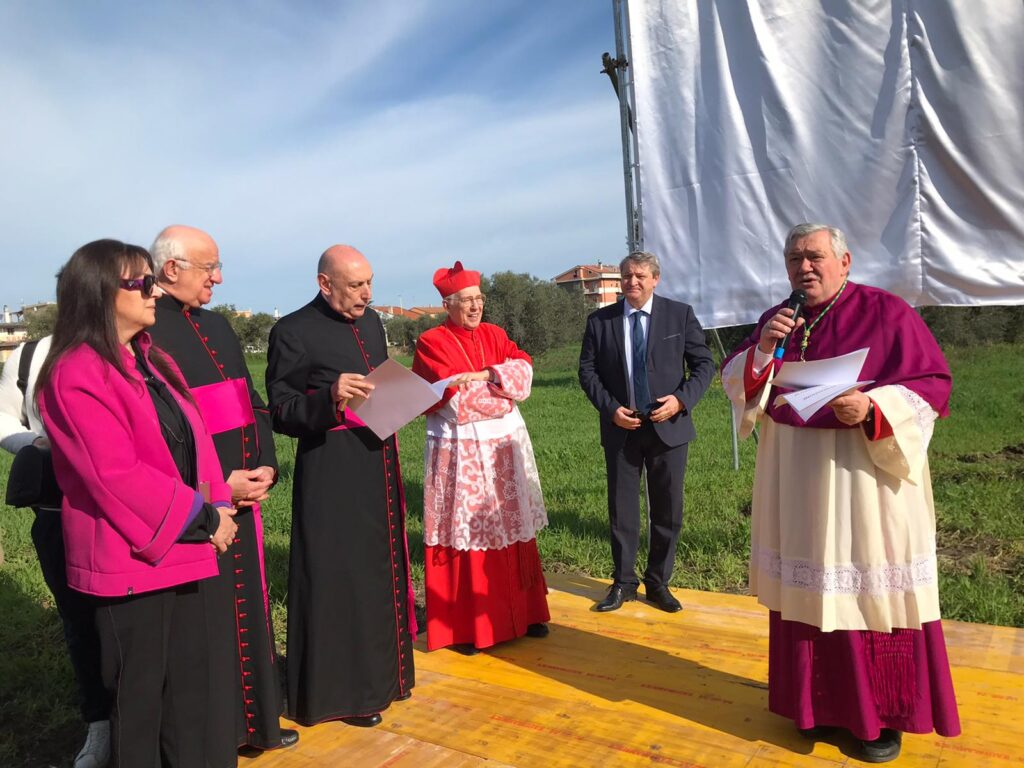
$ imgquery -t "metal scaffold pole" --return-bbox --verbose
[607,0,643,254]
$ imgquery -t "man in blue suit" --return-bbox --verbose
[578,251,714,612]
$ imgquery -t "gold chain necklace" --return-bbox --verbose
[800,278,849,360]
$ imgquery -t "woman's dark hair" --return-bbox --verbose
[35,239,191,402]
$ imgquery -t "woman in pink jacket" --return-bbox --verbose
[37,239,239,768]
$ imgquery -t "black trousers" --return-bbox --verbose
[30,507,110,723]
[95,580,236,768]
[603,423,688,590]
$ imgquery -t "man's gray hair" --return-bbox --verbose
[784,223,849,260]
[619,250,661,278]
[151,232,187,275]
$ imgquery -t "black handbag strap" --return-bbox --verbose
[17,340,39,395]
[17,339,40,428]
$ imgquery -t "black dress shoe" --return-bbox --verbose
[453,643,481,655]
[645,586,682,613]
[280,728,300,747]
[395,690,412,701]
[236,727,301,755]
[526,622,549,638]
[341,713,382,728]
[860,729,901,763]
[595,584,637,612]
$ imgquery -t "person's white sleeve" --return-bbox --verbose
[751,346,773,377]
[721,347,773,440]
[0,345,39,454]
[862,384,939,484]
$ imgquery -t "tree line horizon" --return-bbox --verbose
[19,272,1024,358]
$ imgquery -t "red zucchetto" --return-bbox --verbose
[432,261,481,298]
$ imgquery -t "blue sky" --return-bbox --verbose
[0,1,626,314]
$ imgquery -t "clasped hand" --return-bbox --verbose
[448,370,492,389]
[227,466,275,507]
[612,395,683,429]
[210,507,238,553]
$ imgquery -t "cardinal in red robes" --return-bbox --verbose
[412,262,550,654]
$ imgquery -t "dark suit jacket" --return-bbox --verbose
[578,294,714,450]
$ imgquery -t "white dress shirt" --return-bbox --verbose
[622,296,654,411]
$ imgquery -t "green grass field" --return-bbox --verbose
[1,342,1022,766]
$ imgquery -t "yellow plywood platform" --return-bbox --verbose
[242,574,1024,767]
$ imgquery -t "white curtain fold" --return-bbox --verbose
[627,0,1024,327]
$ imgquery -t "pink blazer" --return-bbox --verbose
[39,335,232,596]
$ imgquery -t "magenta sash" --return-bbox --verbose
[329,406,368,431]
[190,378,254,434]
[302,388,369,432]
[250,502,275,662]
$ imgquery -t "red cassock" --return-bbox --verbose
[413,319,550,650]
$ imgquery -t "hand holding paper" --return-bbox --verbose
[331,372,374,404]
[348,358,456,439]
[772,348,874,421]
[827,390,874,425]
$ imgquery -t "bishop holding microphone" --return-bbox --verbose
[721,223,961,763]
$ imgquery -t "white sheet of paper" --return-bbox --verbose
[348,358,456,439]
[774,380,875,422]
[771,348,869,389]
[770,347,874,421]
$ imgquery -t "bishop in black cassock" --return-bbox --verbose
[267,245,415,727]
[149,226,294,756]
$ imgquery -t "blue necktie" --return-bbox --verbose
[631,310,652,414]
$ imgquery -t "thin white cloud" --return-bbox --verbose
[0,1,625,313]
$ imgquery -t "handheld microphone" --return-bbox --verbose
[773,289,807,360]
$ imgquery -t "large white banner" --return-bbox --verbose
[627,0,1024,327]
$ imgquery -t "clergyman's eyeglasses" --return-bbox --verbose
[176,258,224,275]
[119,275,157,297]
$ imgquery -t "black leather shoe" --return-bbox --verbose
[860,729,901,763]
[236,727,301,755]
[645,586,682,613]
[280,728,300,747]
[341,713,382,728]
[595,584,637,612]
[453,643,480,655]
[395,690,412,701]
[526,622,549,638]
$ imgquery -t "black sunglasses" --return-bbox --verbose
[119,275,157,297]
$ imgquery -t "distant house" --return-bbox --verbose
[376,304,446,348]
[408,306,445,318]
[21,301,57,317]
[0,304,30,363]
[375,305,446,321]
[553,263,621,307]
[374,305,420,321]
